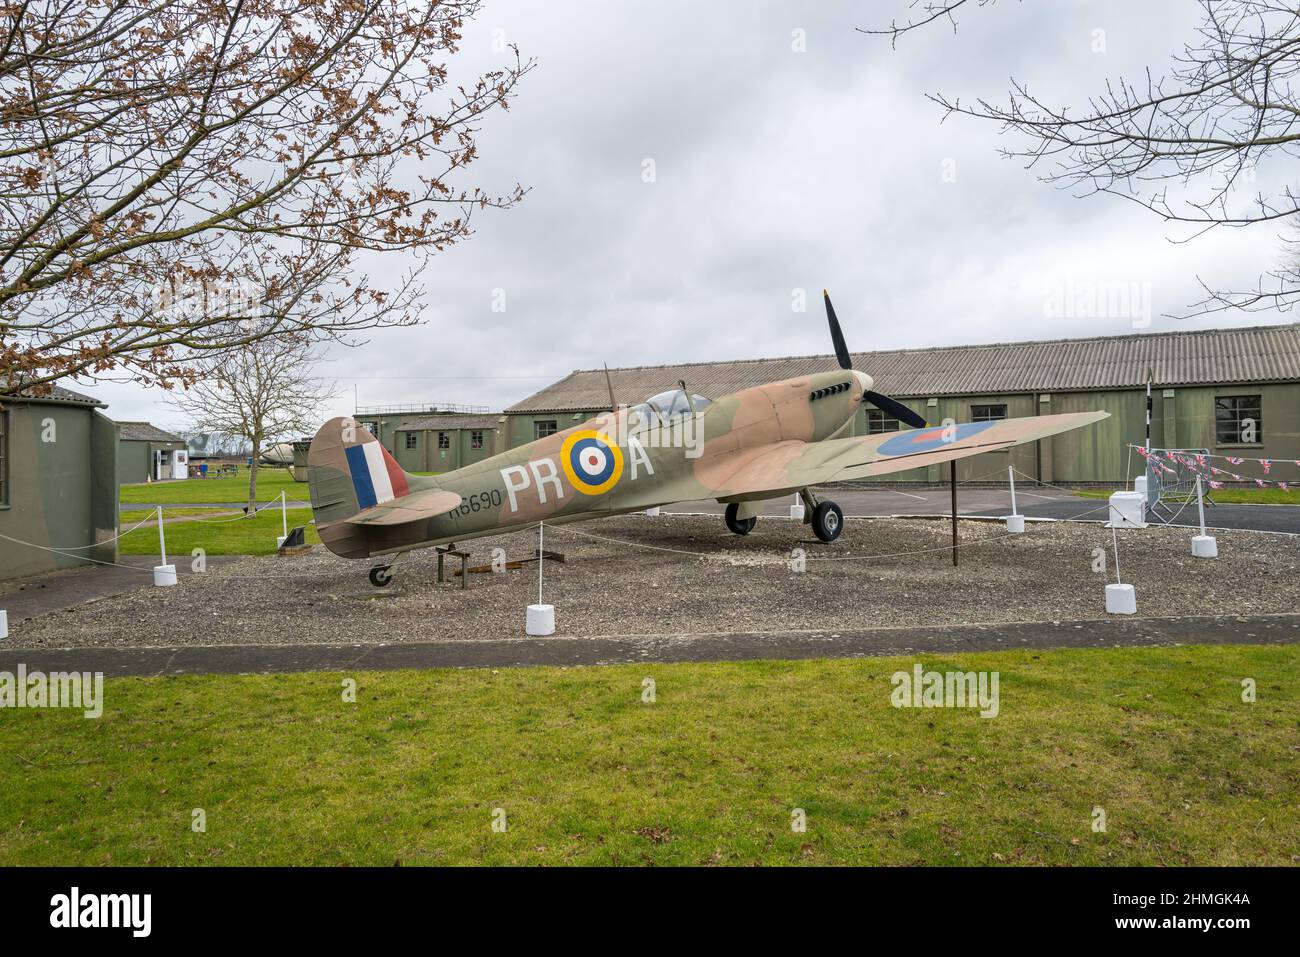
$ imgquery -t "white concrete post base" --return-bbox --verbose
[153,564,178,587]
[526,603,555,636]
[1006,514,1025,534]
[1105,583,1137,615]
[1108,491,1147,529]
[1192,535,1218,559]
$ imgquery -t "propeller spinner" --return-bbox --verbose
[823,289,928,429]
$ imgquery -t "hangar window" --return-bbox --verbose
[438,432,450,450]
[866,409,901,434]
[535,420,558,439]
[404,432,418,450]
[971,404,1008,422]
[0,409,7,506]
[471,430,484,450]
[360,420,380,436]
[1216,395,1262,444]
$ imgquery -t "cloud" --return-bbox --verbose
[84,0,1295,429]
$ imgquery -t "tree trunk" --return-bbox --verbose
[247,441,260,516]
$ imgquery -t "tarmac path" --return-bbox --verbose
[2,613,1296,677]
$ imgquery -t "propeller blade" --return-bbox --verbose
[865,390,928,429]
[822,289,852,370]
[822,288,926,428]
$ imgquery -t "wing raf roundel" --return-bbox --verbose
[560,430,624,495]
[876,420,997,458]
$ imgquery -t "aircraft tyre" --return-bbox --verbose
[368,565,394,587]
[811,501,844,543]
[724,503,757,536]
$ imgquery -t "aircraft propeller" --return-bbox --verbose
[823,289,929,429]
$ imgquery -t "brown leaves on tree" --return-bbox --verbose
[0,0,534,394]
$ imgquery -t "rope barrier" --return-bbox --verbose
[0,475,1265,587]
[11,506,164,551]
[808,502,1116,562]
[831,462,1038,492]
[543,499,1119,565]
[0,531,162,572]
[541,521,786,564]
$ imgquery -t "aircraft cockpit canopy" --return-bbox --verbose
[631,388,712,424]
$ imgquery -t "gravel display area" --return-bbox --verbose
[6,514,1299,649]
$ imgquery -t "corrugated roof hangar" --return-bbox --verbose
[507,324,1300,413]
[502,324,1300,485]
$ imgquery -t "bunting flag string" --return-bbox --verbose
[1131,445,1297,490]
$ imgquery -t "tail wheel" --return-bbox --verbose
[724,502,757,536]
[811,501,844,543]
[368,565,394,587]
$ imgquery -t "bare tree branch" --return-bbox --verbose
[857,0,1003,48]
[0,0,534,392]
[867,0,1300,317]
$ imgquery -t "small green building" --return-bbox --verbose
[351,404,502,473]
[353,403,491,453]
[0,386,118,580]
[392,414,504,472]
[117,421,188,483]
[504,324,1300,485]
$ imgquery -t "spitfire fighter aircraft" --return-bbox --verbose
[309,293,1108,585]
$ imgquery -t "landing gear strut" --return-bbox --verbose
[724,502,757,536]
[368,564,394,587]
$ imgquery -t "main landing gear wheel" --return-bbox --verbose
[724,502,757,536]
[368,565,394,587]
[811,501,844,543]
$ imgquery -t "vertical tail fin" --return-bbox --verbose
[307,417,412,527]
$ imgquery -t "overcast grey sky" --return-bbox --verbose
[88,0,1293,430]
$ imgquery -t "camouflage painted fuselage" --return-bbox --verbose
[309,369,870,559]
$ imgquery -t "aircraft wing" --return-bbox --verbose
[344,487,463,526]
[710,411,1108,494]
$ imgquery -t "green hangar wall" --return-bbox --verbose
[0,387,118,580]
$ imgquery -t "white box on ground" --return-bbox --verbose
[153,564,178,587]
[1108,491,1147,528]
[1192,534,1218,559]
[526,603,555,636]
[0,609,7,640]
[644,507,660,517]
[1105,583,1137,615]
[1006,514,1025,534]
[1133,475,1147,495]
[276,535,287,549]
[790,503,805,521]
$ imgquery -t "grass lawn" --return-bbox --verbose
[1,644,1294,866]
[120,468,307,505]
[120,467,441,506]
[119,507,319,556]
[1074,487,1300,505]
